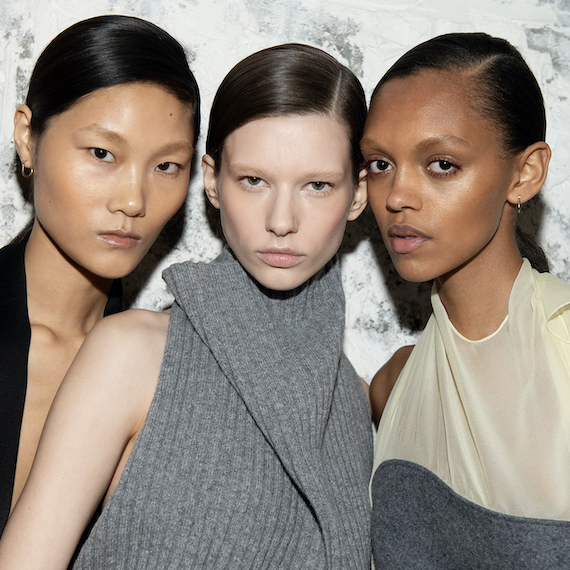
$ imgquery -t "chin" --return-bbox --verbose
[391,260,436,284]
[88,260,142,281]
[251,270,310,292]
[256,278,306,292]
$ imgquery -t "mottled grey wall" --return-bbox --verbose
[1,0,569,380]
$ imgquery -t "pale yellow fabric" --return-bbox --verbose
[373,259,570,519]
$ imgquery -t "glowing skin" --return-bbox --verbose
[203,114,367,291]
[360,70,521,289]
[24,82,194,280]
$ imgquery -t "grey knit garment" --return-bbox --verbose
[71,249,373,569]
[371,460,570,569]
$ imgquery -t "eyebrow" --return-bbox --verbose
[155,141,194,155]
[228,162,346,180]
[76,124,128,145]
[361,133,470,154]
[416,134,470,150]
[75,124,194,155]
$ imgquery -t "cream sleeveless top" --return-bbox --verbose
[373,259,570,519]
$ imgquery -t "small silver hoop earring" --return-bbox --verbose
[517,195,521,215]
[21,164,34,178]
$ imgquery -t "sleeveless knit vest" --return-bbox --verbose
[72,249,372,569]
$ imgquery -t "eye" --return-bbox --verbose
[306,181,330,192]
[366,159,392,174]
[242,176,266,187]
[156,162,180,174]
[428,159,458,175]
[90,148,115,162]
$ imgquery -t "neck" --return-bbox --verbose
[436,236,523,341]
[24,223,113,339]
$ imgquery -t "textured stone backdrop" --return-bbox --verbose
[1,0,569,381]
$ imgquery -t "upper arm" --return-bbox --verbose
[370,345,414,427]
[0,309,169,570]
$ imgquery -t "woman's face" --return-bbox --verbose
[20,82,194,279]
[360,70,519,284]
[203,114,367,291]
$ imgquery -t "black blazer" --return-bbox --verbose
[0,233,121,534]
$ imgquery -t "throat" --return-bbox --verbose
[437,259,522,341]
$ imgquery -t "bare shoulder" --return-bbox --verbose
[370,345,414,426]
[78,309,170,365]
[87,308,170,345]
[0,310,172,569]
[67,309,171,404]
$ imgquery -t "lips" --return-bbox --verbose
[387,224,429,254]
[99,230,142,249]
[257,248,304,268]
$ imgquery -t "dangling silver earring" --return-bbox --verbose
[517,195,521,215]
[21,164,34,178]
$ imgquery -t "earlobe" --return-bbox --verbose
[13,104,34,170]
[507,142,551,208]
[202,154,220,210]
[347,168,368,221]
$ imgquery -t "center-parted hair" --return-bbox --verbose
[206,43,366,182]
[25,15,200,147]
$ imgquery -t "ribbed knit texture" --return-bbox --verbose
[71,248,372,569]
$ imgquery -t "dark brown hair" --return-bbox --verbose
[206,43,366,182]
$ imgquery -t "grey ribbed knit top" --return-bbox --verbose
[71,249,373,569]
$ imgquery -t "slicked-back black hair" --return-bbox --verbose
[25,15,200,147]
[370,33,549,271]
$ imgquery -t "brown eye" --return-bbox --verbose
[156,162,178,173]
[436,160,453,171]
[310,182,328,191]
[91,148,113,161]
[368,159,392,174]
[427,159,459,175]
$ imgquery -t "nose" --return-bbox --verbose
[107,168,146,217]
[385,167,422,212]
[265,188,298,237]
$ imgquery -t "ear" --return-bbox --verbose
[202,154,220,210]
[347,168,368,221]
[13,104,34,169]
[507,142,551,208]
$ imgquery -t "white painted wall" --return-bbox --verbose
[1,0,569,381]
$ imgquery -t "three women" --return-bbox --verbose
[1,14,567,568]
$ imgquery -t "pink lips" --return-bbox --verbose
[99,231,141,249]
[387,224,429,254]
[257,249,304,268]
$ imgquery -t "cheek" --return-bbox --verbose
[368,195,390,239]
[219,196,254,247]
[311,199,351,250]
[32,179,84,227]
[156,188,187,223]
[144,179,189,230]
[454,178,506,234]
[366,181,388,213]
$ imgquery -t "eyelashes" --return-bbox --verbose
[238,177,333,193]
[427,159,459,176]
[89,148,183,176]
[361,157,461,178]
